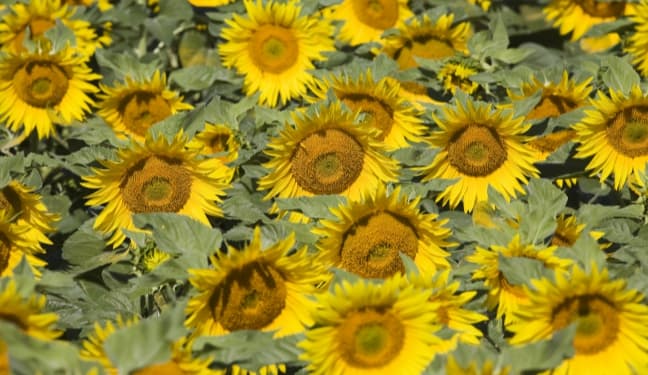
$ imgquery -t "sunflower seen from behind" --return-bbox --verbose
[0,0,109,55]
[314,185,453,278]
[0,278,61,341]
[417,98,539,212]
[574,84,648,190]
[219,0,334,107]
[509,266,648,375]
[380,14,472,70]
[322,0,413,46]
[82,131,232,248]
[507,71,592,121]
[299,276,442,375]
[258,101,399,203]
[466,235,572,324]
[0,46,100,139]
[185,227,328,337]
[96,70,192,143]
[310,70,426,150]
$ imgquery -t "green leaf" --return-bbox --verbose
[0,154,26,188]
[520,179,567,244]
[600,55,640,94]
[498,254,548,286]
[133,213,222,268]
[502,325,576,373]
[44,20,76,53]
[62,219,108,265]
[0,322,100,375]
[104,304,187,374]
[275,195,346,220]
[193,331,303,372]
[170,65,230,91]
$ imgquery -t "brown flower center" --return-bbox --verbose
[119,91,173,137]
[578,0,626,18]
[340,211,418,278]
[291,129,365,195]
[552,295,619,355]
[337,308,405,368]
[527,95,578,120]
[341,94,394,140]
[121,156,192,213]
[13,61,70,108]
[0,186,22,218]
[248,24,299,74]
[0,233,11,275]
[447,125,508,177]
[606,105,648,158]
[209,261,287,331]
[394,37,456,70]
[351,0,400,30]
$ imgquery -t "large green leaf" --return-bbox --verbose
[104,303,187,374]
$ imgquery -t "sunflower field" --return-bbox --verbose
[4,0,648,374]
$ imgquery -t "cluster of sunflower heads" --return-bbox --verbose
[4,0,648,374]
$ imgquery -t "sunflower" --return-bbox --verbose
[299,276,442,374]
[0,279,61,341]
[416,99,539,213]
[81,131,232,248]
[140,248,172,272]
[509,266,648,374]
[551,214,606,249]
[79,315,139,374]
[508,71,592,121]
[0,0,109,55]
[219,0,334,107]
[185,227,328,337]
[310,70,426,150]
[573,84,648,190]
[384,78,443,110]
[544,0,635,53]
[314,185,453,278]
[0,180,59,246]
[379,14,472,70]
[186,123,240,164]
[408,271,487,353]
[0,46,100,139]
[96,71,193,142]
[0,209,48,278]
[466,235,572,324]
[437,60,481,95]
[258,101,399,203]
[322,0,413,46]
[627,1,648,76]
